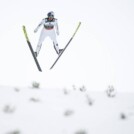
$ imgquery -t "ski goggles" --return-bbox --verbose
[48,15,54,18]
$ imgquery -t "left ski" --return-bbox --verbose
[22,25,42,72]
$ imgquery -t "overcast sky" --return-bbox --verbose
[0,0,134,92]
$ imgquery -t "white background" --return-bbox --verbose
[0,0,134,92]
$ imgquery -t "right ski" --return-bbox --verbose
[22,25,42,72]
[50,22,81,69]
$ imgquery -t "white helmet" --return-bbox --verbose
[47,11,54,17]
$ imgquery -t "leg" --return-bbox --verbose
[53,42,59,54]
[35,29,46,56]
[49,30,60,54]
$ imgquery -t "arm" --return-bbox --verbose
[34,19,44,33]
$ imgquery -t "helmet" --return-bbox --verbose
[47,11,54,17]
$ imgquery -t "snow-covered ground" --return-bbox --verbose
[0,85,134,134]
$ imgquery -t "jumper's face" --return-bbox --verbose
[48,15,54,20]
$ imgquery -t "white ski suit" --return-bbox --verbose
[34,18,60,55]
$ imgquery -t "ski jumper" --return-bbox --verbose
[34,17,60,55]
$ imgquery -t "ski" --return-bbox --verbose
[50,22,81,69]
[22,25,42,72]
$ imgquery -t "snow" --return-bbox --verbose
[0,86,134,134]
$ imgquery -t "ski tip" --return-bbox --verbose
[22,25,25,29]
[78,22,82,27]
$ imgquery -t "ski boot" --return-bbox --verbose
[59,49,63,55]
[34,52,38,57]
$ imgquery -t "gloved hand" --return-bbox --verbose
[34,28,38,33]
[57,31,59,36]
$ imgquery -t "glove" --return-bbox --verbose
[34,28,38,33]
[57,31,59,36]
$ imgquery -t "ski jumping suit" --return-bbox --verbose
[34,18,60,55]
